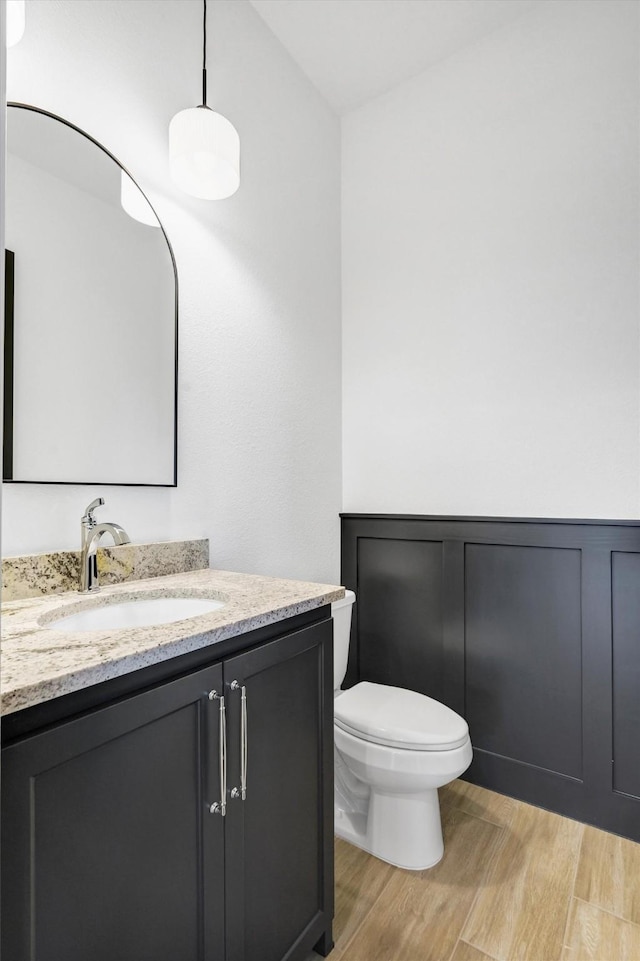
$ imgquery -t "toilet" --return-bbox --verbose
[332,590,472,871]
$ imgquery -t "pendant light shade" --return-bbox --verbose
[169,106,240,200]
[6,0,26,47]
[169,0,240,200]
[120,171,160,227]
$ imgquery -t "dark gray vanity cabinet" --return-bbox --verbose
[3,661,227,961]
[224,625,334,961]
[1,617,334,961]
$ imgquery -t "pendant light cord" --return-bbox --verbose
[202,0,208,107]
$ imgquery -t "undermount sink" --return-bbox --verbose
[46,596,226,633]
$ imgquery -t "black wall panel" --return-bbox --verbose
[465,544,582,779]
[612,552,640,800]
[341,514,640,842]
[354,537,444,701]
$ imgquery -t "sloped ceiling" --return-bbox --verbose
[249,0,538,114]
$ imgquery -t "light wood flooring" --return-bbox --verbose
[312,780,640,961]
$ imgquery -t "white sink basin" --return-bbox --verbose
[47,596,226,632]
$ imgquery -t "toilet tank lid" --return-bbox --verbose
[334,681,469,751]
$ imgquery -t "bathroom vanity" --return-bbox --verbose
[1,566,342,961]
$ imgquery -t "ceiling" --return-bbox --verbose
[249,0,538,115]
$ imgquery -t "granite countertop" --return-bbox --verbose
[1,569,344,716]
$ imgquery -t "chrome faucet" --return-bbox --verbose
[79,498,131,594]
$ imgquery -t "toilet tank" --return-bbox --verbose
[331,590,356,692]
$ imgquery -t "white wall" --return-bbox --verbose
[3,0,342,582]
[342,0,640,519]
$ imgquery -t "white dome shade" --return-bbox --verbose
[120,171,160,227]
[169,106,240,200]
[6,0,26,47]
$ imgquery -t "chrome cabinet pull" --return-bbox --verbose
[219,694,227,816]
[240,685,248,801]
[208,690,227,817]
[229,680,248,801]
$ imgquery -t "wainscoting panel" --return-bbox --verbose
[612,551,640,801]
[341,515,640,841]
[465,543,583,780]
[353,538,444,701]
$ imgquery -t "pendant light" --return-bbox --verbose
[120,171,160,227]
[6,0,26,47]
[169,0,240,200]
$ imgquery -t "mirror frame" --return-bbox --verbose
[3,103,179,487]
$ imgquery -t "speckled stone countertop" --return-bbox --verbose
[1,569,344,716]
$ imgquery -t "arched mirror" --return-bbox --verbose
[4,104,177,486]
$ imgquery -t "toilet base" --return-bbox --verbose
[335,787,444,871]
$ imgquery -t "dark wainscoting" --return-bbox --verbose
[341,514,640,842]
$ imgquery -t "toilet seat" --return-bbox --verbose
[334,681,469,752]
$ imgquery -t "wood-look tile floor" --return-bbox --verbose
[308,780,640,961]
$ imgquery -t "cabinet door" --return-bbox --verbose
[2,663,226,961]
[223,619,334,961]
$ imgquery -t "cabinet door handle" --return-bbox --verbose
[230,680,248,801]
[219,695,227,816]
[240,685,248,801]
[208,691,227,817]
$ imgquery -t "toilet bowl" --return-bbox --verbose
[332,591,472,870]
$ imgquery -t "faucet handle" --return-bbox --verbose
[82,497,104,527]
